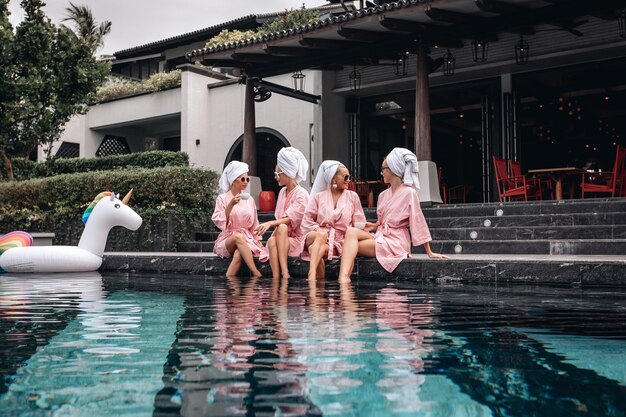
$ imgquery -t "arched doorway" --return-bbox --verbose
[224,128,290,197]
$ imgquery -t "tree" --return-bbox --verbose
[62,2,111,53]
[0,0,17,180]
[0,0,110,181]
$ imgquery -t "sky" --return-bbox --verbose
[7,0,321,55]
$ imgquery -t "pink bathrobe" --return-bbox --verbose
[212,191,263,258]
[374,185,432,272]
[259,185,309,261]
[301,189,366,260]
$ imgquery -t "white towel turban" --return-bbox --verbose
[309,160,343,198]
[219,161,249,193]
[386,147,420,190]
[277,147,309,183]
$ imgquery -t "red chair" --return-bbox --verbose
[492,156,541,202]
[581,145,626,198]
[509,159,552,200]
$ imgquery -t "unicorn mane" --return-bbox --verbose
[82,192,112,224]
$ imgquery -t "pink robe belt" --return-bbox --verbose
[376,223,401,238]
[327,227,336,261]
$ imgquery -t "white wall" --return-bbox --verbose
[87,89,181,129]
[50,68,337,187]
[186,71,318,178]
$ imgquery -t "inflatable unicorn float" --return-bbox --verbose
[0,190,142,273]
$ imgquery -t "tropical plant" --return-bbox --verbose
[62,2,111,53]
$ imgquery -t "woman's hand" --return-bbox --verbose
[255,222,272,236]
[228,194,241,208]
[364,221,379,232]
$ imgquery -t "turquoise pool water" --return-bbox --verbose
[0,273,624,416]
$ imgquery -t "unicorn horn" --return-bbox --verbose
[122,188,134,205]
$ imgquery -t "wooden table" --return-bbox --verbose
[527,167,585,200]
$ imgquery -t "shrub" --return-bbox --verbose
[0,166,219,251]
[205,29,257,49]
[258,8,319,34]
[95,70,182,102]
[205,7,319,49]
[0,151,189,181]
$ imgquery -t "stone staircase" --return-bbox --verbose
[178,197,626,256]
[103,197,626,285]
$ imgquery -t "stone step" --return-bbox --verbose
[101,252,626,286]
[430,225,626,241]
[419,198,626,218]
[178,241,215,252]
[426,212,626,228]
[426,239,626,255]
[191,222,625,248]
[178,238,626,256]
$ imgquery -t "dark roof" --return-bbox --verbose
[186,0,624,78]
[114,3,357,59]
[186,0,425,59]
[114,15,260,58]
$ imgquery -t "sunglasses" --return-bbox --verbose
[342,175,352,182]
[380,166,390,174]
[239,177,250,183]
[274,171,284,178]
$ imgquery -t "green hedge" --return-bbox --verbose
[2,151,189,181]
[0,166,218,251]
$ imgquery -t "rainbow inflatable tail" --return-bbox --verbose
[0,231,34,255]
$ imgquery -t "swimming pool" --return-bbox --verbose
[1,273,625,416]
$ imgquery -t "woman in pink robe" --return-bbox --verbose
[301,160,366,279]
[338,148,447,281]
[212,161,263,277]
[257,147,310,279]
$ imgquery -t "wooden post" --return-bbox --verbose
[414,45,432,161]
[243,78,257,175]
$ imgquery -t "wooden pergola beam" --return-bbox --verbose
[378,16,429,33]
[298,36,362,49]
[337,26,405,42]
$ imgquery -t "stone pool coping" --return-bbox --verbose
[102,252,626,287]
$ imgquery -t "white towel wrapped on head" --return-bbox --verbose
[385,147,420,190]
[219,161,249,193]
[309,160,343,198]
[277,147,309,183]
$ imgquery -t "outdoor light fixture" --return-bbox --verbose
[619,9,626,39]
[515,34,529,65]
[394,52,409,76]
[291,70,305,92]
[443,49,456,76]
[471,39,488,63]
[349,66,361,92]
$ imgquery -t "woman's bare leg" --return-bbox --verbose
[225,233,262,277]
[305,230,328,279]
[339,227,375,281]
[226,249,242,277]
[267,236,279,278]
[275,224,291,279]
